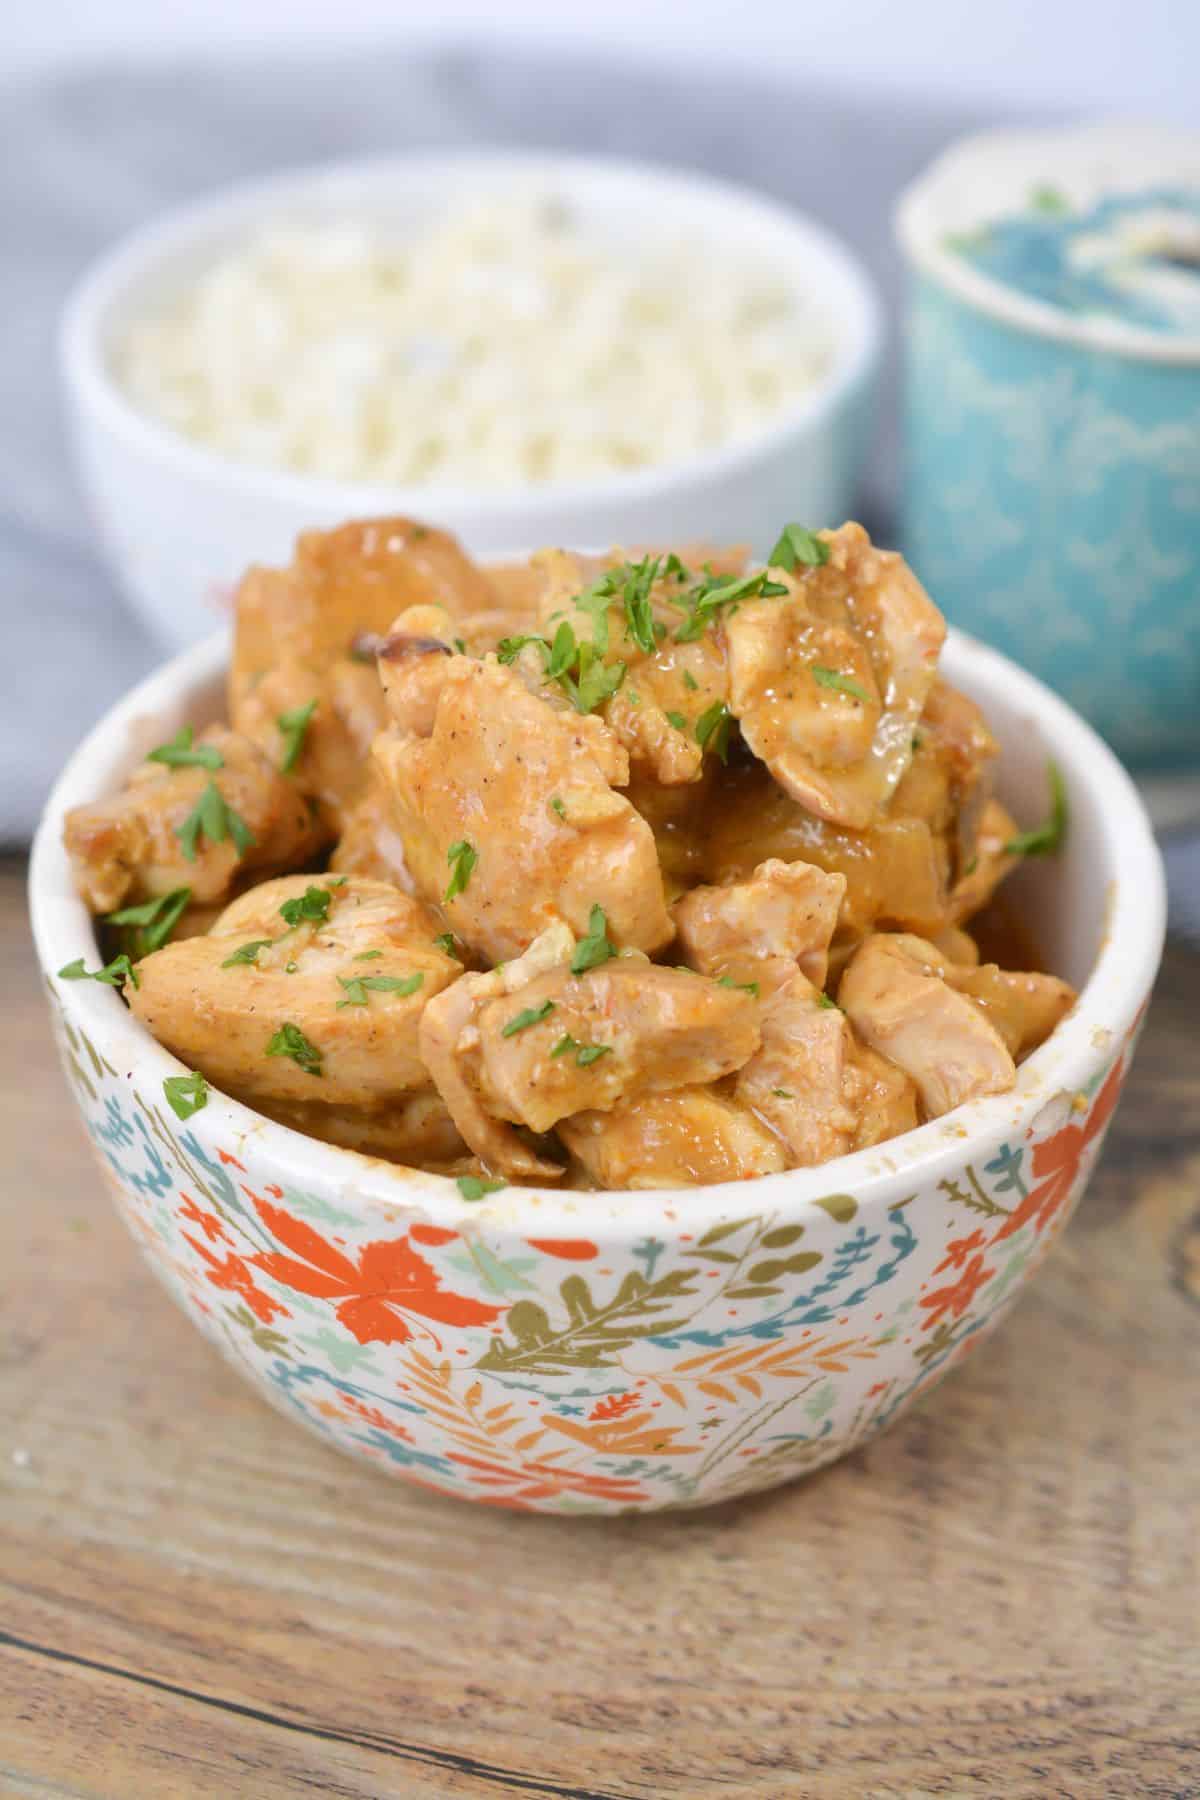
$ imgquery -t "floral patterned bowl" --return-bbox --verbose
[29,628,1164,1513]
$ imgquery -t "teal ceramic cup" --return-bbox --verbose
[896,125,1200,772]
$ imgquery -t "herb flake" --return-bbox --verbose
[58,953,139,990]
[1005,761,1068,858]
[457,1174,509,1201]
[768,523,830,572]
[163,1071,209,1120]
[277,698,318,774]
[812,665,872,704]
[221,938,274,968]
[445,839,477,902]
[176,780,256,863]
[279,884,334,928]
[265,1023,323,1076]
[147,725,223,771]
[570,905,617,976]
[105,885,192,955]
[502,998,556,1038]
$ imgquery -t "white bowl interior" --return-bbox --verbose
[29,624,1164,1233]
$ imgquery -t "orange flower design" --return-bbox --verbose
[446,1451,648,1510]
[932,1229,988,1275]
[178,1193,227,1244]
[247,1199,503,1346]
[182,1233,291,1324]
[991,1055,1126,1245]
[589,1391,640,1422]
[918,1251,995,1329]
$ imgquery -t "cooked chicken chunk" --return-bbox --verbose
[947,799,1021,924]
[561,1089,786,1189]
[940,961,1075,1060]
[838,933,1018,1118]
[128,875,460,1114]
[330,762,415,893]
[230,516,493,709]
[673,858,846,996]
[373,657,672,963]
[703,761,950,941]
[64,726,326,914]
[418,925,577,1180]
[474,962,761,1134]
[727,523,946,830]
[232,655,390,831]
[260,1090,466,1168]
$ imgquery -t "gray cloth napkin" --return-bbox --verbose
[1,45,1002,843]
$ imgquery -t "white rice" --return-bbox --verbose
[114,195,832,489]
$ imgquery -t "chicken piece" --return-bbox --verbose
[372,657,672,963]
[63,726,326,914]
[735,975,859,1165]
[418,925,577,1180]
[942,963,1076,1061]
[673,859,846,996]
[474,962,762,1134]
[727,523,946,830]
[330,762,415,893]
[561,1089,785,1189]
[931,925,980,966]
[704,760,950,941]
[947,800,1021,925]
[232,655,389,831]
[258,1090,466,1169]
[735,970,919,1166]
[838,933,1017,1118]
[375,606,459,737]
[230,516,493,709]
[128,875,461,1114]
[895,679,999,883]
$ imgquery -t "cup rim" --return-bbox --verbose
[29,622,1166,1237]
[894,122,1200,365]
[60,147,883,516]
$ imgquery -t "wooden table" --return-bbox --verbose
[2,855,1197,1798]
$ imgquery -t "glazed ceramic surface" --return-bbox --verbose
[30,631,1164,1514]
[897,125,1200,772]
[60,152,879,651]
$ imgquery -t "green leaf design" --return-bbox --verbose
[746,1252,822,1283]
[697,1216,754,1247]
[759,1223,807,1249]
[812,1194,858,1223]
[474,1268,699,1374]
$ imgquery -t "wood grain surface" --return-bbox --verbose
[2,855,1198,1799]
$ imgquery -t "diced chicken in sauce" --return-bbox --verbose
[64,515,1076,1190]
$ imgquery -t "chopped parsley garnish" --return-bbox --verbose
[681,669,699,692]
[337,972,424,1009]
[457,1174,508,1201]
[1005,761,1068,857]
[277,698,318,773]
[665,710,688,731]
[58,952,139,990]
[573,583,615,656]
[354,949,383,961]
[221,938,274,967]
[962,856,979,878]
[771,1087,794,1099]
[695,700,733,762]
[433,933,462,960]
[718,975,761,998]
[768,523,830,572]
[673,569,787,644]
[912,731,925,751]
[816,992,839,1010]
[551,1033,612,1068]
[501,998,556,1037]
[453,637,467,655]
[105,885,192,955]
[445,839,477,902]
[617,555,662,654]
[497,615,626,714]
[285,960,298,973]
[812,665,871,704]
[570,904,617,975]
[265,1023,322,1076]
[549,796,567,819]
[147,725,223,770]
[279,884,334,928]
[176,780,256,863]
[163,1071,208,1120]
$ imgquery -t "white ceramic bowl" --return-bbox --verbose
[59,151,881,652]
[28,624,1165,1512]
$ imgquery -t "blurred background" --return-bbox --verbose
[4,0,1197,923]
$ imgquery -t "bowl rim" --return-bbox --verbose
[29,622,1166,1236]
[894,121,1200,365]
[59,147,882,517]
